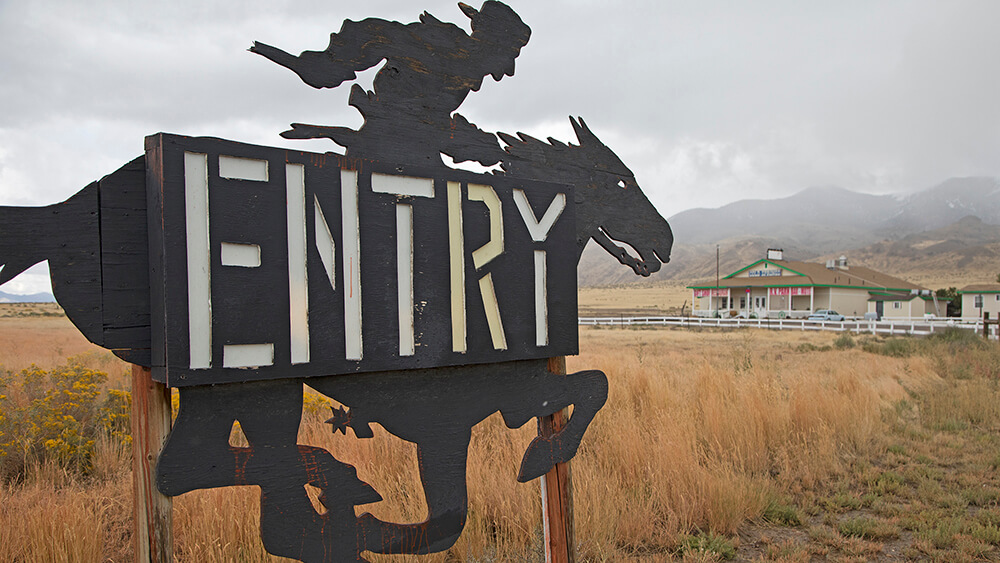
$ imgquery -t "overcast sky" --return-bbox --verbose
[2,0,999,294]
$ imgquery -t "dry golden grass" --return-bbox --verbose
[0,313,959,561]
[904,272,983,291]
[167,328,938,561]
[0,302,65,318]
[0,307,123,373]
[0,306,135,562]
[0,443,133,563]
[578,283,692,316]
[566,329,936,555]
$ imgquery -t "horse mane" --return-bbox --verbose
[498,116,633,182]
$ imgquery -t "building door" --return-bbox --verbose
[875,301,884,320]
[755,296,767,317]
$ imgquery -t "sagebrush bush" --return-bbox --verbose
[862,328,996,365]
[833,332,855,349]
[862,337,916,357]
[0,358,131,482]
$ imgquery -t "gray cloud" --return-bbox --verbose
[2,0,1000,292]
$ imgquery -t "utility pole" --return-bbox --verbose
[716,244,720,316]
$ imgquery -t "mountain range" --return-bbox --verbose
[0,290,55,303]
[579,177,1000,288]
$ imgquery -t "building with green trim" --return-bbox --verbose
[958,284,1000,320]
[688,249,935,319]
[866,291,939,320]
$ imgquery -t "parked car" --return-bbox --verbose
[808,309,845,321]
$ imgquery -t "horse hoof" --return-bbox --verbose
[516,435,557,482]
[357,511,466,554]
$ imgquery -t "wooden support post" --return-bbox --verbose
[540,356,575,563]
[131,364,173,562]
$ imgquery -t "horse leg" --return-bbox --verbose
[499,369,608,482]
[257,448,379,563]
[359,430,472,555]
[156,381,294,495]
[233,382,373,562]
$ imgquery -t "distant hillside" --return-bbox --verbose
[881,178,1000,237]
[578,237,815,286]
[818,216,1000,284]
[668,186,900,251]
[579,177,1000,287]
[0,290,56,303]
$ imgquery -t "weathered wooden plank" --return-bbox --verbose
[99,156,151,355]
[540,356,575,563]
[145,136,168,370]
[131,364,173,562]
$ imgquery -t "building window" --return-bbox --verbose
[996,295,999,302]
[740,297,746,308]
[893,302,901,309]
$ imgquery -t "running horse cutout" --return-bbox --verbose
[0,2,672,561]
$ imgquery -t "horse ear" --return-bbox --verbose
[458,2,479,19]
[570,116,602,147]
[497,131,520,147]
[420,11,444,24]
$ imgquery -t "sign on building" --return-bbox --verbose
[694,288,731,298]
[769,287,812,296]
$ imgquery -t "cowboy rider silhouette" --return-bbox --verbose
[251,1,530,167]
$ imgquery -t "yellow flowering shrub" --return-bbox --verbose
[302,387,333,415]
[0,358,131,482]
[171,388,179,421]
[99,388,132,446]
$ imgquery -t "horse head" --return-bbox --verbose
[498,117,672,276]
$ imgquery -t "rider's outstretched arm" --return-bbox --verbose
[250,18,409,89]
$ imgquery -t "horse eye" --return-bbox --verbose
[617,179,626,188]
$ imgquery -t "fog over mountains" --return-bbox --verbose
[3,177,998,298]
[580,177,1000,287]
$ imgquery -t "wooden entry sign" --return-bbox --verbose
[146,134,577,386]
[0,2,676,561]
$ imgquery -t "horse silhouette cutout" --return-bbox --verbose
[151,118,669,561]
[0,2,673,561]
[501,116,673,277]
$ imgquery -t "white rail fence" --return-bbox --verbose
[578,316,997,339]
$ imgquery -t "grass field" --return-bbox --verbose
[1,303,1000,561]
[578,283,692,317]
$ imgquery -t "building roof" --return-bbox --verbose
[867,291,934,302]
[688,258,927,292]
[959,284,1000,294]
